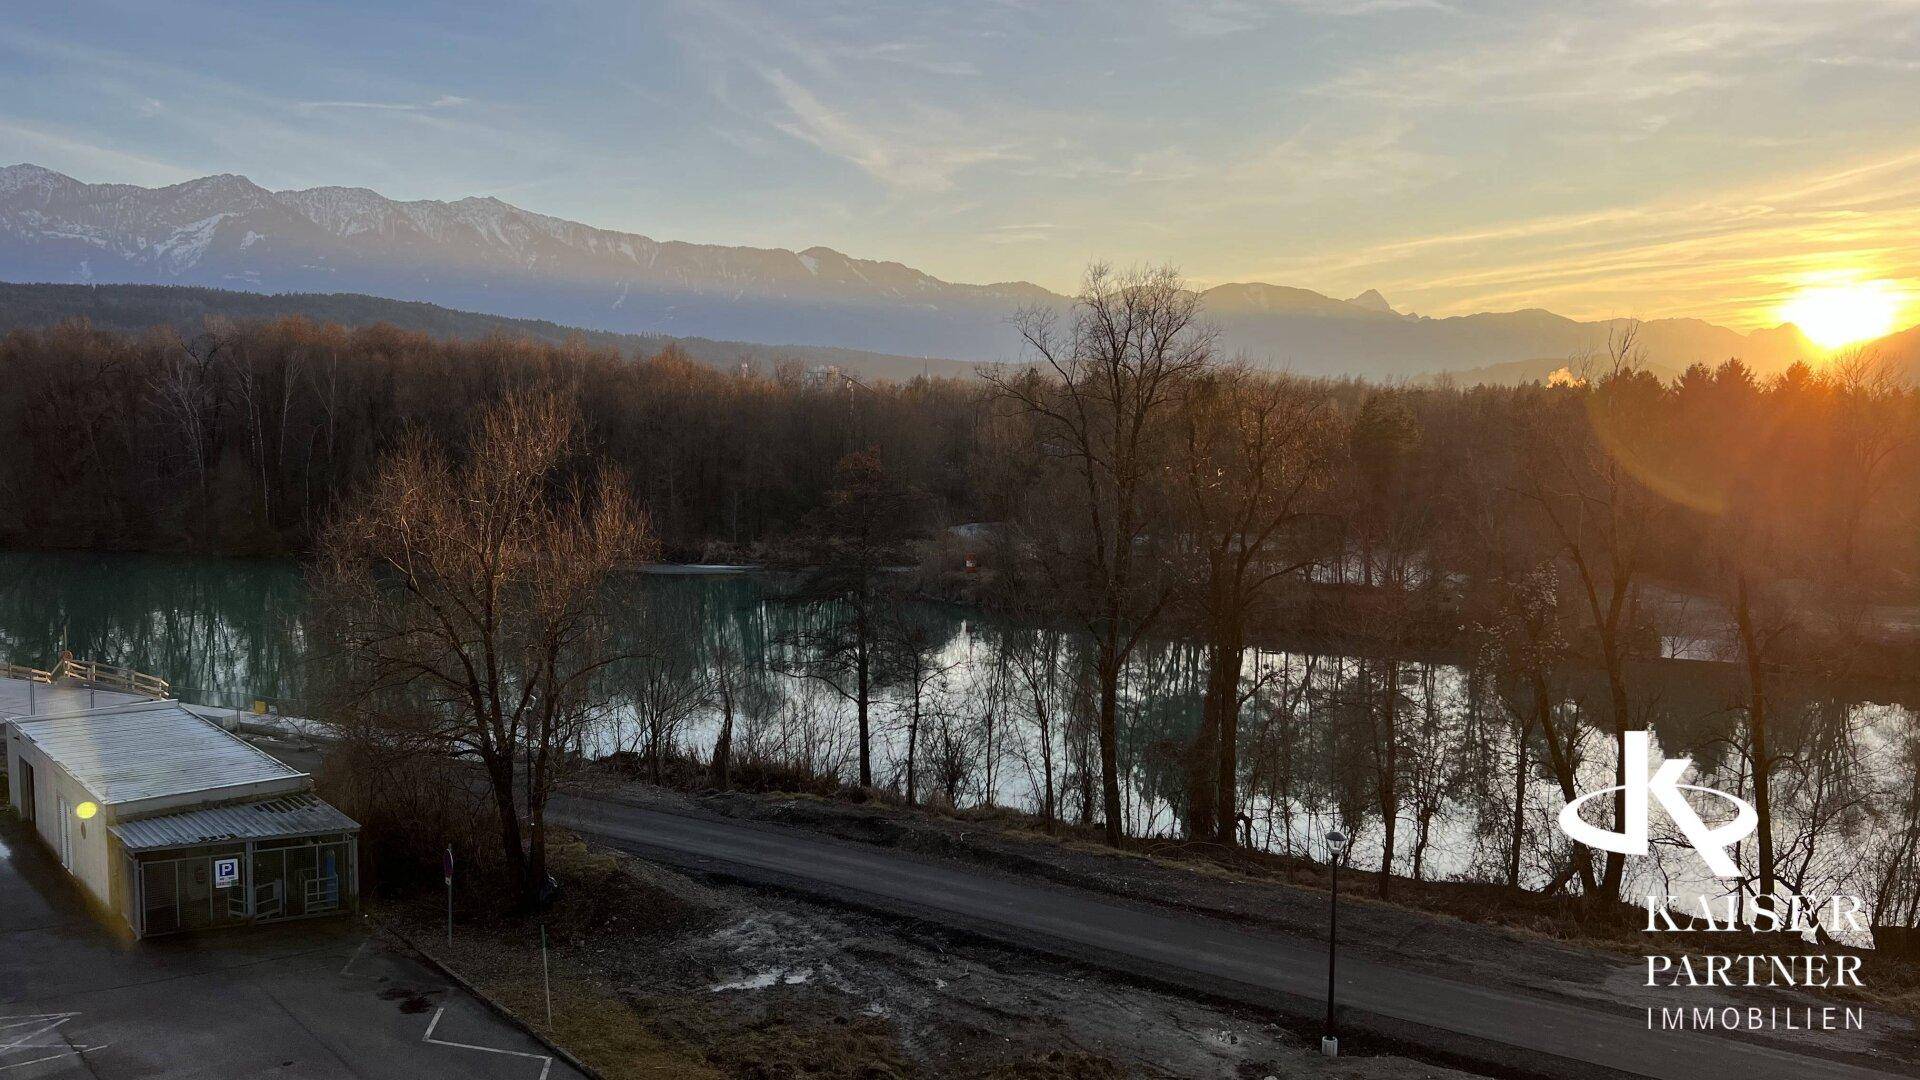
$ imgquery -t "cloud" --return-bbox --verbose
[0,118,196,185]
[664,2,1041,194]
[1227,122,1453,200]
[760,68,1012,192]
[295,95,471,112]
[0,28,540,190]
[1310,1,1914,111]
[1161,0,1453,36]
[981,222,1062,245]
[1238,146,1920,327]
[1121,122,1452,224]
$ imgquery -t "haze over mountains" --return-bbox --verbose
[0,281,977,382]
[0,163,1892,380]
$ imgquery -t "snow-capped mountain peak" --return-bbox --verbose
[0,164,1831,376]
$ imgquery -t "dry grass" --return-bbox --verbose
[440,940,721,1080]
[388,830,936,1079]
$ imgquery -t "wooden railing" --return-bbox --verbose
[0,657,169,698]
[60,659,170,697]
[0,661,54,684]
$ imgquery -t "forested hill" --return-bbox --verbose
[0,282,978,382]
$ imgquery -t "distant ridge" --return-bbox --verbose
[0,282,977,381]
[1345,289,1397,314]
[0,163,1880,378]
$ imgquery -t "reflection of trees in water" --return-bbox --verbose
[0,551,309,708]
[6,553,1915,915]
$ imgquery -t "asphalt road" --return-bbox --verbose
[552,793,1909,1080]
[0,815,578,1080]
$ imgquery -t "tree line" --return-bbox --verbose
[4,268,1918,922]
[0,316,986,556]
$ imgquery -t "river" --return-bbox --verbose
[1,550,1912,913]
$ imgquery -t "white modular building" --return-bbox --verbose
[4,698,358,937]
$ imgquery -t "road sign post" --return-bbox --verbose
[541,923,554,1030]
[443,845,454,949]
[1323,828,1347,1058]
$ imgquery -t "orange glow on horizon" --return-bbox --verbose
[1776,279,1906,349]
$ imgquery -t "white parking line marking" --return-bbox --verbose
[0,1014,75,1053]
[339,940,373,978]
[0,1013,110,1073]
[0,1046,113,1074]
[422,1007,553,1080]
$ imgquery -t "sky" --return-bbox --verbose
[3,0,1919,331]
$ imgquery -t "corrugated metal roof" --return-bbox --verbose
[111,793,358,852]
[11,700,305,806]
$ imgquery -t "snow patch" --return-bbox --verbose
[710,967,814,992]
[148,213,231,271]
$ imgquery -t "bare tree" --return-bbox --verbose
[1519,328,1671,907]
[312,392,653,904]
[624,651,709,784]
[1827,350,1911,573]
[884,611,961,806]
[149,325,230,498]
[1172,365,1334,842]
[1001,623,1078,832]
[987,263,1212,846]
[707,636,748,791]
[772,448,928,788]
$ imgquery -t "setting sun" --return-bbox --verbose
[1777,280,1904,349]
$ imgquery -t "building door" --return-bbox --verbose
[56,795,72,868]
[17,762,32,823]
[253,848,285,919]
[142,860,181,936]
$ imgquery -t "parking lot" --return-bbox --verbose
[1,813,580,1079]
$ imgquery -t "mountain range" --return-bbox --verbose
[0,163,1905,380]
[0,281,975,381]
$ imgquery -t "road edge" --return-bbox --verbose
[376,920,609,1080]
[584,829,1647,1080]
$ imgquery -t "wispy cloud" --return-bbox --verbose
[981,222,1061,245]
[8,0,1920,321]
[759,67,1013,192]
[0,118,196,185]
[1240,147,1920,326]
[1161,0,1453,36]
[672,1,1047,195]
[295,95,471,112]
[1311,1,1913,110]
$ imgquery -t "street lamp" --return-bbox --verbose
[1323,828,1348,1058]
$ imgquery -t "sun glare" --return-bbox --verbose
[1777,280,1903,349]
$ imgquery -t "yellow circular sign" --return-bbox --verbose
[74,801,99,820]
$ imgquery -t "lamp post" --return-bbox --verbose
[1323,828,1347,1058]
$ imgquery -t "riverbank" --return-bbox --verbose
[912,559,1920,688]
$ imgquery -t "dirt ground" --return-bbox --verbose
[562,775,1920,1070]
[387,834,1484,1080]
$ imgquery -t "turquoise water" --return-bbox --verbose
[1,550,1909,905]
[0,552,313,711]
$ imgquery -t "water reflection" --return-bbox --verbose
[1,552,1912,911]
[0,552,309,711]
